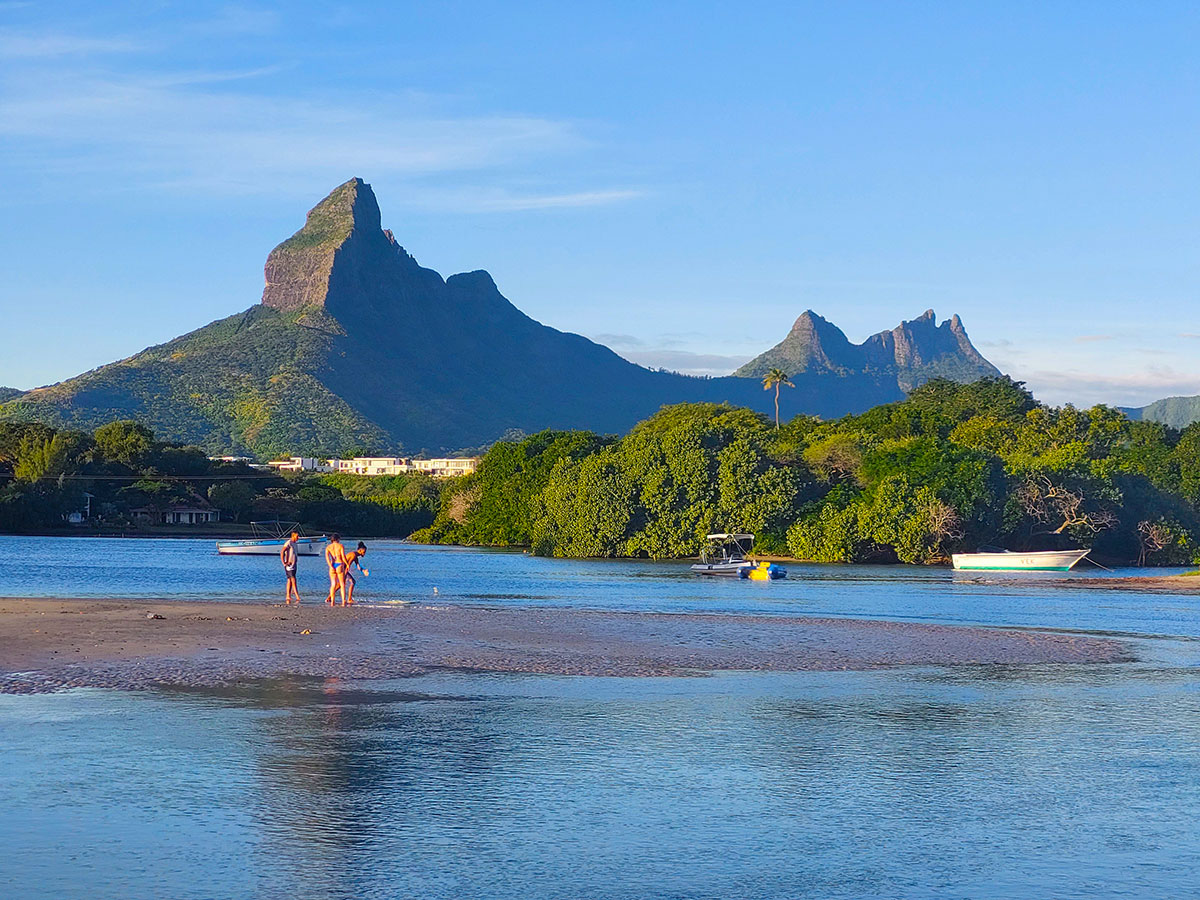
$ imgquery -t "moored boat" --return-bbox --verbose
[691,533,787,579]
[951,548,1090,571]
[217,521,326,556]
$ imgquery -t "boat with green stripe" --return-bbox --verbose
[951,548,1090,571]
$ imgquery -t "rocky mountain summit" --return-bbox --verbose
[736,309,999,390]
[0,179,1004,455]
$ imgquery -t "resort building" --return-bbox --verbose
[267,457,341,473]
[337,457,409,476]
[267,455,480,478]
[412,457,479,477]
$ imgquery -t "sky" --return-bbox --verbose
[1,1,1198,407]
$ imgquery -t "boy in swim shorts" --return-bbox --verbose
[281,531,301,605]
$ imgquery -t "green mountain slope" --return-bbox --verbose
[0,178,1004,456]
[1,305,390,456]
[1125,395,1200,430]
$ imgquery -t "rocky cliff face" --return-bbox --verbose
[735,308,999,390]
[0,179,1004,454]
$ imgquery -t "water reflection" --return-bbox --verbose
[5,667,1199,899]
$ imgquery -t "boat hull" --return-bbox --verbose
[951,549,1090,571]
[690,562,748,577]
[217,537,325,557]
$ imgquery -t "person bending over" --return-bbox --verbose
[341,542,369,605]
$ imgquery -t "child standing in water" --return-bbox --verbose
[324,533,348,605]
[280,531,301,605]
[341,542,369,605]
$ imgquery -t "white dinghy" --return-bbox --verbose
[217,521,326,557]
[951,548,1090,571]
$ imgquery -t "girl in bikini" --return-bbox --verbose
[324,534,348,605]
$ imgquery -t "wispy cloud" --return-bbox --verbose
[1073,334,1115,343]
[0,29,140,58]
[592,333,645,349]
[617,348,752,377]
[0,26,641,211]
[1019,366,1200,408]
[411,186,643,213]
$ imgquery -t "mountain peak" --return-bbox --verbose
[261,177,385,313]
[734,310,857,377]
[736,309,1000,391]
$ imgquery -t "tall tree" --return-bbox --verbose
[761,368,794,429]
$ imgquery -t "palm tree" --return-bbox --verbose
[762,367,794,429]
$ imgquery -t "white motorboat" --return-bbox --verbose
[951,548,1090,571]
[691,533,756,577]
[217,521,326,556]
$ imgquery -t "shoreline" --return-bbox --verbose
[0,597,1131,694]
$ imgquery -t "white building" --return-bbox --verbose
[267,457,340,473]
[333,456,480,477]
[338,456,411,476]
[267,454,480,478]
[413,457,479,477]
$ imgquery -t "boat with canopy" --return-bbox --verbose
[216,521,326,557]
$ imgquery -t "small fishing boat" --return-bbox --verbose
[691,533,786,579]
[691,533,755,576]
[951,548,1090,571]
[216,521,326,557]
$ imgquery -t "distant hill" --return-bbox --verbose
[0,178,1003,455]
[735,309,1000,390]
[1123,395,1200,429]
[0,388,22,403]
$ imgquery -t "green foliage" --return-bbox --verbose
[424,404,810,559]
[415,380,1200,566]
[207,481,256,522]
[0,418,435,536]
[14,431,93,482]
[93,421,154,468]
[415,430,609,546]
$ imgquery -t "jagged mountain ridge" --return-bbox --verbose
[735,309,999,390]
[0,178,1002,455]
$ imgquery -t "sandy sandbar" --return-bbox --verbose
[0,598,1130,693]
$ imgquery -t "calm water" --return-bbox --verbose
[2,535,1199,636]
[2,537,1200,899]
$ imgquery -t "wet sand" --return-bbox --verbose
[957,573,1200,592]
[1066,574,1200,592]
[0,598,1131,693]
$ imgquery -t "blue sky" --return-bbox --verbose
[1,1,1198,407]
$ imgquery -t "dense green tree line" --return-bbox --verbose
[416,378,1200,565]
[0,421,436,536]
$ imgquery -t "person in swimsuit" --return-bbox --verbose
[341,542,368,605]
[324,533,348,605]
[281,531,301,605]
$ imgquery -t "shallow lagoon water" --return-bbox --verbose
[2,537,1200,899]
[2,535,1200,636]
